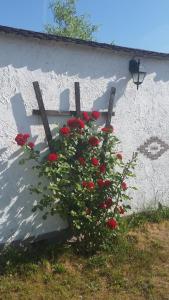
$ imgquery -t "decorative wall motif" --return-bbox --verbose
[137,137,169,160]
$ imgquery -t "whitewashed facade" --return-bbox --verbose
[0,25,169,244]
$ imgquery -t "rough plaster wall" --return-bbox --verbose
[0,33,169,243]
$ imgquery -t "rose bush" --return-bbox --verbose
[15,112,137,254]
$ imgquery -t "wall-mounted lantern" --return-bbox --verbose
[129,59,146,90]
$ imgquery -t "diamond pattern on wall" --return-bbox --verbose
[137,137,169,160]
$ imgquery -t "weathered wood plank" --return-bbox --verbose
[74,82,81,117]
[105,87,116,126]
[32,109,115,117]
[33,81,53,151]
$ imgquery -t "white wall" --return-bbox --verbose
[1,33,169,244]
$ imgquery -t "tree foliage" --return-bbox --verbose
[45,0,99,40]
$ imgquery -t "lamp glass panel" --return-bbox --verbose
[132,72,139,84]
[138,72,146,83]
[132,71,146,84]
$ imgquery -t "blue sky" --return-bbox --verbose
[0,0,169,52]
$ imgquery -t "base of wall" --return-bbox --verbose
[0,228,71,250]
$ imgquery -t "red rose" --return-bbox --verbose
[99,198,112,209]
[118,206,125,214]
[89,136,100,147]
[105,197,112,208]
[82,181,88,188]
[121,181,128,191]
[100,164,106,174]
[78,157,86,166]
[23,133,30,140]
[101,126,114,133]
[106,218,118,230]
[97,179,105,188]
[99,202,107,209]
[104,180,111,187]
[116,153,123,160]
[91,157,99,166]
[60,127,70,135]
[48,153,59,162]
[87,182,95,190]
[82,181,95,190]
[15,133,27,146]
[82,112,90,122]
[67,118,85,129]
[28,142,35,149]
[91,111,100,120]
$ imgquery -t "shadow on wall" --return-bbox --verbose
[0,94,68,245]
[150,59,169,83]
[0,76,128,244]
[0,39,127,79]
[0,146,67,245]
[92,77,127,113]
[0,37,169,86]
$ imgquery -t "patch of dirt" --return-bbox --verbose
[129,221,169,251]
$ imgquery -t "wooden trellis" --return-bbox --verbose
[32,81,116,151]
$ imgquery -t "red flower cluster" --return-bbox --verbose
[67,118,85,129]
[91,157,99,166]
[99,202,107,209]
[106,218,118,230]
[99,198,113,209]
[15,133,34,149]
[99,163,106,174]
[28,142,35,149]
[105,180,111,187]
[121,181,128,191]
[82,181,95,190]
[78,157,86,166]
[89,136,100,147]
[48,153,59,162]
[101,125,114,133]
[91,111,100,120]
[15,133,30,146]
[60,127,70,135]
[82,111,100,122]
[97,179,111,188]
[82,112,90,122]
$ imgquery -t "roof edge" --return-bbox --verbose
[0,24,169,59]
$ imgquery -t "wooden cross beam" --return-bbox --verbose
[32,81,116,151]
[33,109,115,117]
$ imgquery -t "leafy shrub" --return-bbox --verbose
[15,112,137,254]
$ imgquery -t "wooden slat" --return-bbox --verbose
[32,109,115,117]
[74,82,81,117]
[105,87,116,126]
[33,81,53,151]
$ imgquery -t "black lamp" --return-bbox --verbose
[129,59,146,90]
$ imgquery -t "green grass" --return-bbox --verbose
[125,204,169,229]
[0,207,169,299]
